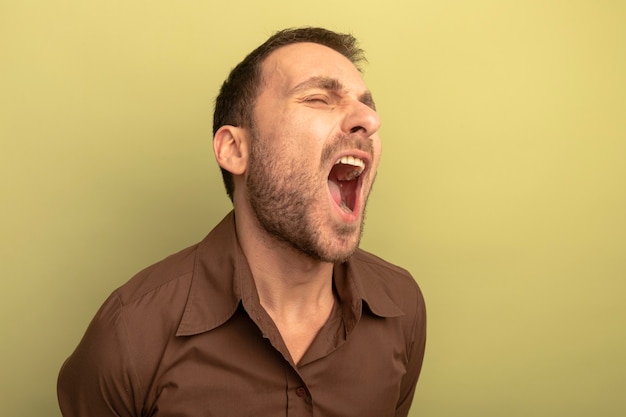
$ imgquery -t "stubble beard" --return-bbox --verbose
[246,129,374,263]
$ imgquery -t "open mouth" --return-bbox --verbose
[327,155,366,213]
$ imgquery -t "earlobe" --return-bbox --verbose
[213,126,249,176]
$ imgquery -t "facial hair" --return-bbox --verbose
[246,128,375,263]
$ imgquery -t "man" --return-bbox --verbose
[58,27,426,417]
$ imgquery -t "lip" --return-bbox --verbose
[326,149,372,223]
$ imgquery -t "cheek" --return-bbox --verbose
[281,118,331,163]
[372,136,383,166]
[273,111,320,142]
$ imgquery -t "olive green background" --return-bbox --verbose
[1,1,625,416]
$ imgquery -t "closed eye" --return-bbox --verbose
[304,95,330,105]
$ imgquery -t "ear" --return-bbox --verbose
[213,125,249,176]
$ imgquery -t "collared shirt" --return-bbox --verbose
[58,211,426,417]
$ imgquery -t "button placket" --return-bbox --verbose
[295,386,308,397]
[285,364,313,415]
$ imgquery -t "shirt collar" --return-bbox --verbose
[176,211,403,337]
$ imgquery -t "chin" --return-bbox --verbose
[329,249,358,264]
[317,230,362,263]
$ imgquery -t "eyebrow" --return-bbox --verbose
[291,76,377,110]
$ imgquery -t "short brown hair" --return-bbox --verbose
[213,27,367,201]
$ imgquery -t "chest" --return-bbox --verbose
[142,312,408,417]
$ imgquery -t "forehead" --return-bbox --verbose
[260,42,368,93]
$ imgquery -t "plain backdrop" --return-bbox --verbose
[1,1,625,416]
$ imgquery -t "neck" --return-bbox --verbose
[233,202,335,317]
[233,198,338,364]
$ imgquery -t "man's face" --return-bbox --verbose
[246,42,382,262]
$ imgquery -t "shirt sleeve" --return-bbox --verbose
[57,292,144,417]
[394,284,427,417]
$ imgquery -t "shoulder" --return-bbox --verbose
[59,244,202,398]
[350,248,424,311]
[351,248,415,281]
[79,243,202,365]
[114,243,199,307]
[87,243,205,360]
[348,249,426,366]
[83,243,202,342]
[58,245,200,416]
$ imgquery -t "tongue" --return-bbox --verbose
[328,179,342,206]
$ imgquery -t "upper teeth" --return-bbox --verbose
[334,156,365,181]
[335,156,365,170]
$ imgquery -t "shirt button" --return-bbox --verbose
[295,386,307,397]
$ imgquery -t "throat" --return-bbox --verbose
[265,294,337,365]
[328,179,357,212]
[328,162,361,212]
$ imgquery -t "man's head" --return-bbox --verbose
[213,27,367,201]
[212,27,382,262]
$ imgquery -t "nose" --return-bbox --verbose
[341,100,381,138]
